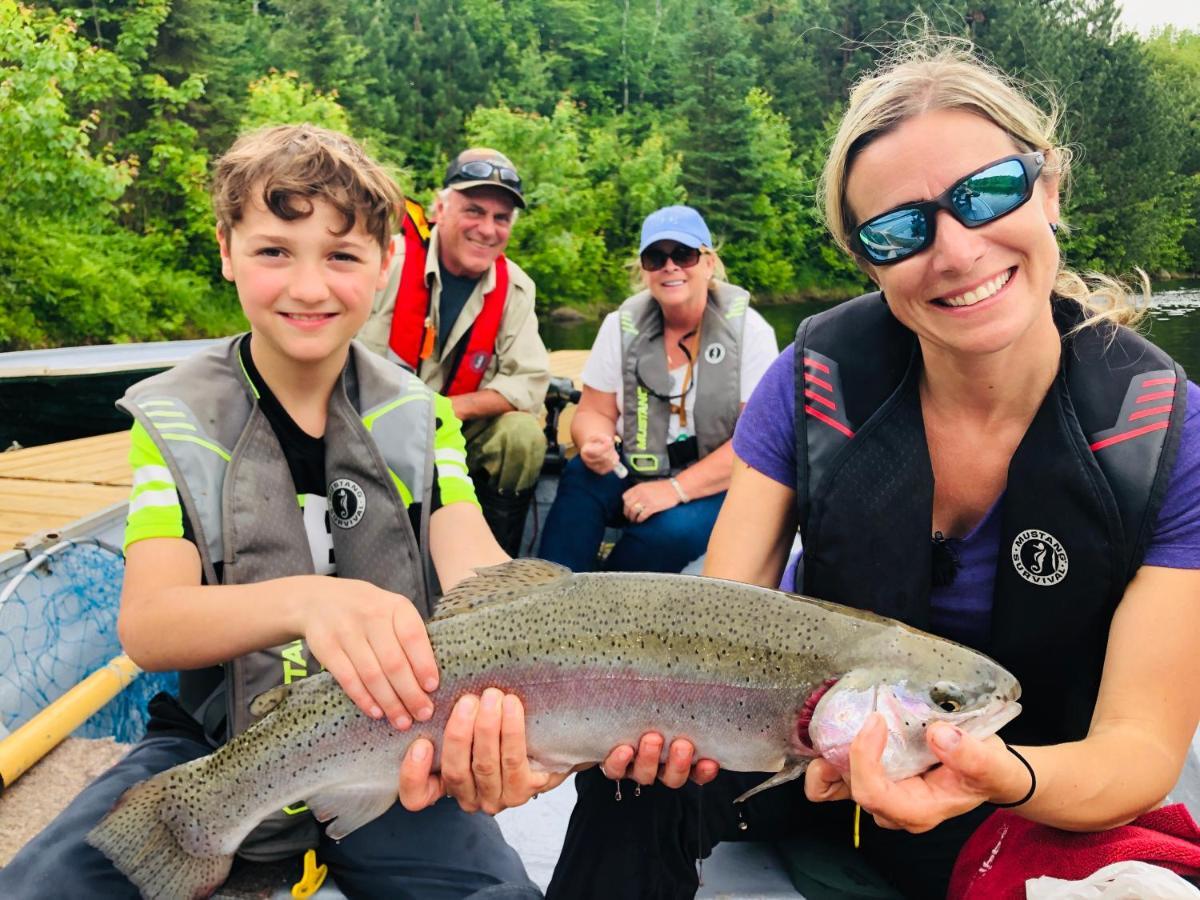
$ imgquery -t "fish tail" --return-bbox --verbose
[87,772,232,900]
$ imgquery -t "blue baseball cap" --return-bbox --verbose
[638,205,712,254]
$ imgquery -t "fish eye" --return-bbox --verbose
[930,681,965,713]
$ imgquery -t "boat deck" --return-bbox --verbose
[0,350,590,552]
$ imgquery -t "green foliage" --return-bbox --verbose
[0,219,241,350]
[3,0,1198,348]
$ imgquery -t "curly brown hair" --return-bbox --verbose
[211,124,401,251]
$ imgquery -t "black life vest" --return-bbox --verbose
[793,293,1186,746]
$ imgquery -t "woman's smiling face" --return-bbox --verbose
[846,108,1062,362]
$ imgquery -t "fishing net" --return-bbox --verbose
[0,539,176,743]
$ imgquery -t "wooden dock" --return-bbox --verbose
[0,350,589,552]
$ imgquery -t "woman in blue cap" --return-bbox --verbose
[538,204,777,573]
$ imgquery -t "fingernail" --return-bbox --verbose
[456,695,478,717]
[393,714,412,730]
[415,705,433,722]
[482,690,500,711]
[412,741,428,762]
[931,724,962,750]
[503,695,521,715]
[424,677,439,692]
[369,705,383,719]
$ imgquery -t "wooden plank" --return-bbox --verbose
[0,432,130,485]
[0,480,129,549]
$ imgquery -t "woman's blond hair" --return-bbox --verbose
[818,37,1147,328]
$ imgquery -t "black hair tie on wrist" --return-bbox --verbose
[993,743,1037,808]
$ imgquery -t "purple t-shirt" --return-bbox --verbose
[735,343,1200,646]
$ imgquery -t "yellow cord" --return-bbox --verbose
[853,803,862,849]
[292,848,328,898]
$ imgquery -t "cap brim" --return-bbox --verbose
[638,229,706,253]
[447,180,526,208]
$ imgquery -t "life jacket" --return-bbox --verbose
[619,282,749,477]
[119,336,437,859]
[792,293,1186,746]
[386,199,509,395]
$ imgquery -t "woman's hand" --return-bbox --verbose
[398,689,570,814]
[579,434,621,475]
[622,479,679,523]
[598,733,721,789]
[805,714,1032,833]
[300,579,439,731]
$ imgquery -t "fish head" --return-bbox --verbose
[804,657,1021,781]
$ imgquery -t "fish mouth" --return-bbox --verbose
[957,697,1023,739]
[795,678,839,751]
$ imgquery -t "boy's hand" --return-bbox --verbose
[398,690,569,814]
[301,579,438,729]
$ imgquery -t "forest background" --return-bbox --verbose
[2,0,1198,349]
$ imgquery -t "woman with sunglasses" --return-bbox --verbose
[546,42,1200,900]
[537,204,778,574]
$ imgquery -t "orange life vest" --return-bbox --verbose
[386,199,509,396]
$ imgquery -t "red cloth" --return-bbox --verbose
[949,803,1200,899]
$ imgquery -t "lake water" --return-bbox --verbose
[541,281,1200,377]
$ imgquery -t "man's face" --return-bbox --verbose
[435,186,515,278]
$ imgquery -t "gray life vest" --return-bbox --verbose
[118,336,436,860]
[619,281,748,476]
[119,336,435,737]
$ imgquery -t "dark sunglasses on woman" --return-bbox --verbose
[851,151,1046,265]
[640,244,703,272]
[445,159,522,189]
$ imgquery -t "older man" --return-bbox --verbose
[359,149,549,555]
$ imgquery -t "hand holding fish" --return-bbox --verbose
[599,734,720,788]
[399,689,570,814]
[805,712,1035,833]
[300,579,439,731]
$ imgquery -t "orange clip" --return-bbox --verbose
[419,318,436,361]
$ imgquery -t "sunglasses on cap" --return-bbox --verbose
[445,159,522,190]
[851,152,1046,265]
[640,244,702,272]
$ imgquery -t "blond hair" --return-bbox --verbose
[818,38,1147,328]
[212,124,402,251]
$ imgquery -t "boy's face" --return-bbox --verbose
[217,193,393,371]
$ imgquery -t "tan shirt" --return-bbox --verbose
[359,226,550,412]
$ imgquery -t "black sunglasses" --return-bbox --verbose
[640,244,702,272]
[851,152,1046,265]
[445,159,522,190]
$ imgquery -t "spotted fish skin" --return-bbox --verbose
[87,559,1020,899]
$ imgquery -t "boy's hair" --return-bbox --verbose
[211,124,401,251]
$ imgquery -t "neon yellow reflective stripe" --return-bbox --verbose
[388,469,414,506]
[132,465,174,489]
[147,410,187,419]
[128,488,180,515]
[140,399,177,408]
[163,433,232,461]
[237,351,261,400]
[432,393,479,507]
[155,422,197,432]
[362,394,425,431]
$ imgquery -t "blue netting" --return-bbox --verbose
[0,541,177,743]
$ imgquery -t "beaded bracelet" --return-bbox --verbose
[992,743,1037,808]
[668,476,690,504]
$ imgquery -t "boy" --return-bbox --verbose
[0,125,543,899]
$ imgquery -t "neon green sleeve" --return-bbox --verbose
[433,393,479,508]
[123,422,185,551]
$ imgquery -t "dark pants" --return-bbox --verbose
[546,767,989,900]
[538,456,724,573]
[0,735,541,900]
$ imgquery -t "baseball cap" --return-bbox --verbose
[638,205,712,253]
[443,148,525,208]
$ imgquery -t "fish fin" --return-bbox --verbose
[307,780,398,841]
[732,761,810,804]
[431,558,572,620]
[88,772,234,899]
[250,684,291,718]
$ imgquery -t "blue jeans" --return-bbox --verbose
[538,456,725,573]
[0,735,540,900]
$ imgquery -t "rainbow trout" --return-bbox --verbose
[88,559,1021,899]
